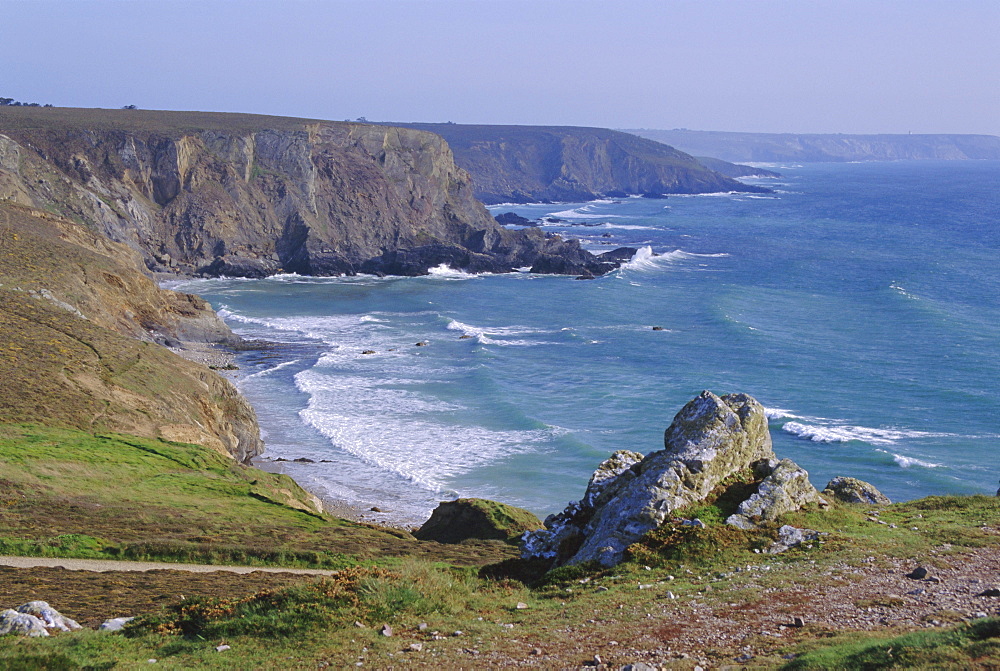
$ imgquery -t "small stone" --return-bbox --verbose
[354,621,365,628]
[415,341,428,347]
[99,616,135,631]
[906,566,929,580]
[370,506,382,512]
[408,643,422,652]
[417,622,428,631]
[652,326,665,331]
[215,645,230,652]
[452,630,463,637]
[516,602,529,609]
[380,624,393,637]
[792,616,806,628]
[978,588,1000,597]
[530,647,542,656]
[926,576,942,583]
[361,350,376,355]
[596,586,609,592]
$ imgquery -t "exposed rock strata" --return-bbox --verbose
[522,391,826,567]
[0,107,627,277]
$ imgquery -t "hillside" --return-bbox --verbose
[626,128,1000,163]
[0,107,620,278]
[0,201,262,461]
[389,123,770,203]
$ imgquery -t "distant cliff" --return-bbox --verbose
[625,129,1000,163]
[0,107,620,278]
[389,123,770,203]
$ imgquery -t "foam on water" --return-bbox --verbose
[616,246,730,273]
[891,453,945,469]
[239,358,301,382]
[446,319,554,346]
[781,420,953,447]
[426,264,481,279]
[294,368,558,492]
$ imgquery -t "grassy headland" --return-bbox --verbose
[0,430,997,668]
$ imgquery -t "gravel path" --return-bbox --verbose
[0,555,338,575]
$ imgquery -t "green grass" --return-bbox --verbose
[784,617,1000,669]
[0,422,998,667]
[0,424,516,569]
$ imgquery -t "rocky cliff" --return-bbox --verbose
[0,201,263,462]
[389,123,771,203]
[626,129,1000,163]
[0,107,621,278]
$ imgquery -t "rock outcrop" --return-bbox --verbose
[522,391,826,568]
[823,476,892,505]
[0,602,81,637]
[415,498,543,544]
[0,107,628,277]
[390,123,772,204]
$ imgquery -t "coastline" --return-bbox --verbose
[251,457,422,531]
[164,332,425,530]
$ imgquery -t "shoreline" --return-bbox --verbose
[164,334,429,531]
[251,457,423,531]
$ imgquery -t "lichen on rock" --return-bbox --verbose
[822,476,891,505]
[522,391,826,568]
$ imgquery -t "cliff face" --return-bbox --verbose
[626,129,1000,163]
[389,123,770,203]
[0,107,617,277]
[0,202,263,462]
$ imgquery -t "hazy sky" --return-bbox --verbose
[3,0,998,134]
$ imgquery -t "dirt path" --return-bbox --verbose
[0,555,337,575]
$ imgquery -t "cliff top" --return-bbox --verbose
[0,105,345,136]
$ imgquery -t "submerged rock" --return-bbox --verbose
[416,498,543,544]
[823,476,891,505]
[522,391,825,568]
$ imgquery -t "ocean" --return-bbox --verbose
[167,160,1000,527]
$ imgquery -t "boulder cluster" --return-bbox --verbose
[521,391,888,568]
[0,602,80,637]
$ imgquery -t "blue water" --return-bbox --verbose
[168,161,1000,525]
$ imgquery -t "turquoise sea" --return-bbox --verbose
[168,161,1000,526]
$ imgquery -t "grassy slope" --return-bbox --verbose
[0,430,997,669]
[0,425,514,569]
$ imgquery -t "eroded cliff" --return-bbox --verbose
[0,202,262,462]
[0,107,620,277]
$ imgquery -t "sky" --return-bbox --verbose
[3,0,999,135]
